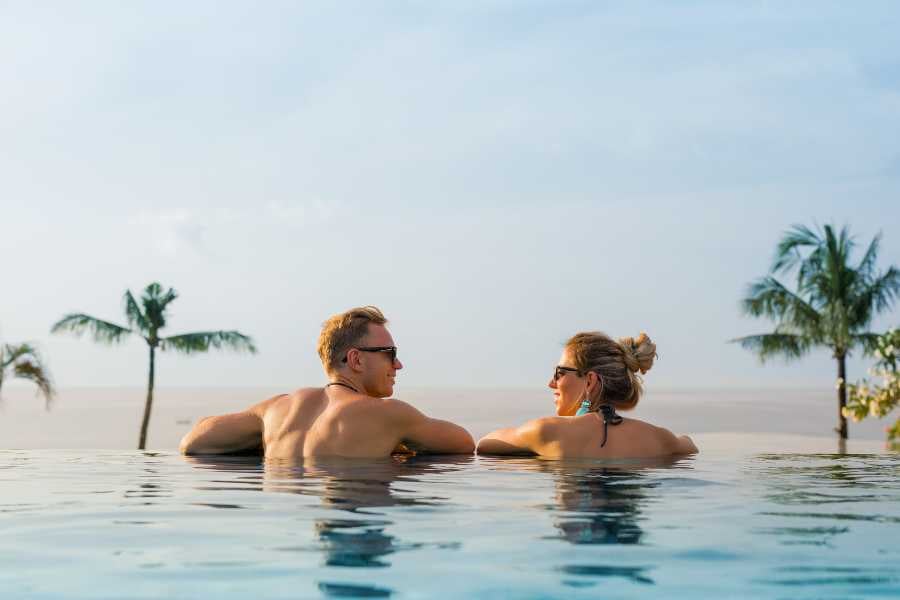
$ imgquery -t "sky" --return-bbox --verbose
[1,1,899,392]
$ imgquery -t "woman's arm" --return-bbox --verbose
[655,426,699,456]
[476,420,549,456]
[676,434,699,454]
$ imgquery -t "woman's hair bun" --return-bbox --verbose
[618,332,656,375]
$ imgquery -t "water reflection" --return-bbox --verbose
[184,454,468,578]
[750,453,900,547]
[749,453,900,590]
[547,465,651,545]
[516,457,687,587]
[270,456,465,569]
[317,581,393,598]
[123,457,174,506]
[530,458,686,548]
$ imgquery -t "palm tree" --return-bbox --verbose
[0,341,54,408]
[732,224,899,439]
[51,282,256,449]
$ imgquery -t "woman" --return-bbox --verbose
[477,332,697,458]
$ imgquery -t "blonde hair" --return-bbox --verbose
[317,306,388,374]
[566,331,657,411]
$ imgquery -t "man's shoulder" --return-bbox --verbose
[345,397,421,422]
[290,386,326,398]
[252,388,324,416]
[352,396,415,412]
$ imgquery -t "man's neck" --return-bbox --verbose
[326,381,360,393]
[326,374,365,395]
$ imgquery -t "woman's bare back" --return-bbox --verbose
[537,414,696,459]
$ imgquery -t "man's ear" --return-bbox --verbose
[344,348,363,372]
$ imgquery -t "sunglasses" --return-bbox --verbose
[553,365,580,381]
[342,346,399,363]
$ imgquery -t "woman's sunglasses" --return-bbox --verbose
[342,346,399,363]
[553,365,580,381]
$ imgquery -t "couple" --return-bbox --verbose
[180,306,697,459]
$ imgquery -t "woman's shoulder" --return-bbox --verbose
[516,415,568,439]
[622,418,698,454]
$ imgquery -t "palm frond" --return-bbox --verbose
[51,313,132,344]
[2,343,39,368]
[851,332,884,357]
[772,224,821,275]
[158,287,178,310]
[866,266,900,314]
[856,232,882,279]
[161,331,257,355]
[3,344,55,409]
[141,282,178,330]
[848,266,900,330]
[12,358,54,408]
[797,243,826,293]
[741,276,823,334]
[729,333,813,362]
[123,290,149,333]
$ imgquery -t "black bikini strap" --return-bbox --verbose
[598,404,623,448]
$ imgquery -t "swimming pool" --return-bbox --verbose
[1,450,898,598]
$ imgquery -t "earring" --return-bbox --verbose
[575,387,592,416]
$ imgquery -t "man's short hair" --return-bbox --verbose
[317,306,388,374]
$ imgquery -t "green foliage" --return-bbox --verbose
[50,314,132,344]
[842,329,900,447]
[0,342,55,409]
[52,282,256,354]
[162,331,257,354]
[139,282,178,333]
[53,282,258,352]
[732,224,899,361]
[123,290,149,332]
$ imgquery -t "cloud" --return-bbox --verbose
[128,208,205,258]
[128,198,342,257]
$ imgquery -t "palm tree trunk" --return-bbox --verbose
[836,353,848,439]
[138,345,155,450]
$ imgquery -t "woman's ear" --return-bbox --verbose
[585,371,597,394]
[587,372,602,398]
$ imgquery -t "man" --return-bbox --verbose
[180,306,474,458]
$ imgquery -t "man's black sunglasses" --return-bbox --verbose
[553,365,580,381]
[342,346,398,363]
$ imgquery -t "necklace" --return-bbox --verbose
[326,381,360,393]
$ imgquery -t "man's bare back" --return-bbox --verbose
[181,386,473,459]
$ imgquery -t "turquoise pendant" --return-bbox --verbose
[575,399,591,416]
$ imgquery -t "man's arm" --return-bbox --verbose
[179,394,282,455]
[389,400,474,454]
[476,419,549,456]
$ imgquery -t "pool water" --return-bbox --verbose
[1,450,898,598]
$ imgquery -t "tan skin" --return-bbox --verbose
[477,348,698,458]
[180,324,475,459]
